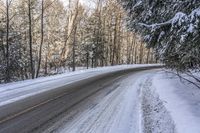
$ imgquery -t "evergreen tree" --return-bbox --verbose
[120,0,200,72]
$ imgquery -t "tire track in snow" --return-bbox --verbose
[36,69,159,133]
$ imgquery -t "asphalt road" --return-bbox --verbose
[0,67,160,133]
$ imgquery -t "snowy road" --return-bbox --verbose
[0,66,160,133]
[39,70,155,133]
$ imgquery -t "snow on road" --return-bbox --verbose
[35,68,199,133]
[42,69,199,133]
[40,70,159,133]
[2,65,199,133]
[0,64,159,107]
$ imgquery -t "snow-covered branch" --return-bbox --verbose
[138,19,172,29]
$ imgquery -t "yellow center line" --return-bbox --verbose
[0,90,72,124]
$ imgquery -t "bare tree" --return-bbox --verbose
[28,0,34,79]
[5,0,11,82]
[36,0,44,78]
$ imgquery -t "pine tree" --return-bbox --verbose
[120,0,200,71]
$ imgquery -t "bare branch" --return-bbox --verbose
[8,0,13,7]
[0,8,6,15]
[164,70,200,89]
[185,71,200,83]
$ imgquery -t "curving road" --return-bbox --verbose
[0,67,160,133]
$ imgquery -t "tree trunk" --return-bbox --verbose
[86,51,89,69]
[44,54,48,75]
[5,0,10,82]
[91,57,94,68]
[28,0,34,79]
[111,17,118,66]
[139,42,143,64]
[135,45,138,64]
[36,0,44,78]
[132,35,136,64]
[72,26,77,71]
[146,48,150,64]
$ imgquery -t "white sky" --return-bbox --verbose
[60,0,96,8]
[1,0,96,8]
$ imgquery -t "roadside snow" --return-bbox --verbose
[152,71,200,133]
[139,72,176,133]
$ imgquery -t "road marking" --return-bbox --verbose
[0,73,127,125]
[0,90,74,124]
[0,68,160,125]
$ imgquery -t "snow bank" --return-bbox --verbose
[152,71,200,133]
[139,73,175,133]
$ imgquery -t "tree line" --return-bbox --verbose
[0,0,156,83]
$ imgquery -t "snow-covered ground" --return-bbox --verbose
[139,73,176,133]
[140,70,200,133]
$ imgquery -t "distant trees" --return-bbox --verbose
[0,0,156,83]
[80,0,156,67]
[120,0,200,72]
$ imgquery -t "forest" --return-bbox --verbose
[0,0,156,83]
[1,0,200,85]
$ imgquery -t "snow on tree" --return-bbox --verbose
[120,0,200,72]
[0,0,156,83]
